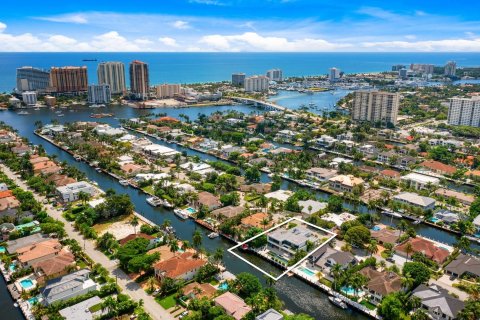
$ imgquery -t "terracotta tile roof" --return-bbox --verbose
[211,206,245,219]
[214,292,252,320]
[31,251,75,276]
[370,228,401,244]
[30,156,50,164]
[241,212,271,229]
[182,282,217,300]
[396,237,450,264]
[17,239,63,264]
[380,169,401,178]
[420,160,457,175]
[153,116,180,123]
[359,266,402,296]
[119,233,154,246]
[0,196,20,211]
[197,191,221,208]
[154,252,207,279]
[0,190,13,199]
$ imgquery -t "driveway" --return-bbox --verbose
[1,164,174,320]
[429,275,470,301]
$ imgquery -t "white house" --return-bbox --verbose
[56,181,96,202]
[401,173,440,190]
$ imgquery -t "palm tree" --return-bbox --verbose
[146,276,157,292]
[367,240,378,256]
[331,263,342,291]
[405,242,414,262]
[130,216,139,234]
[192,229,202,250]
[169,239,179,256]
[260,218,270,230]
[213,247,224,265]
[398,220,409,236]
[77,191,90,205]
[454,236,471,253]
[101,296,117,316]
[181,240,191,252]
[402,273,414,290]
[162,219,171,231]
[379,260,387,271]
[264,273,277,287]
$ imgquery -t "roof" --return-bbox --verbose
[181,282,217,300]
[434,188,475,205]
[119,233,154,246]
[6,234,52,254]
[154,252,207,279]
[312,246,356,267]
[0,190,14,199]
[264,190,293,202]
[298,200,327,215]
[17,239,63,263]
[32,251,75,277]
[328,175,364,187]
[197,191,221,207]
[211,205,245,219]
[370,228,401,244]
[241,212,271,229]
[255,309,284,320]
[396,237,450,264]
[0,196,20,211]
[420,160,457,174]
[214,292,252,320]
[379,169,401,178]
[412,284,465,319]
[268,225,319,247]
[41,269,95,300]
[401,173,440,185]
[445,254,480,277]
[359,266,402,296]
[393,192,436,208]
[59,296,102,320]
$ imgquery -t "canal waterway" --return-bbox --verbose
[1,102,476,319]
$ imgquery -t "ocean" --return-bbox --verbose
[1,52,480,92]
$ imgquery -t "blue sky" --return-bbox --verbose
[1,0,480,51]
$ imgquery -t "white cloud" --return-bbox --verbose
[159,37,178,47]
[90,31,141,51]
[404,35,417,40]
[135,38,154,45]
[362,38,480,52]
[199,32,351,51]
[172,20,190,29]
[189,0,224,5]
[0,22,6,32]
[36,14,88,24]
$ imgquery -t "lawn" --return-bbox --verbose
[92,214,134,234]
[360,300,377,310]
[89,302,103,313]
[142,185,155,195]
[156,293,177,309]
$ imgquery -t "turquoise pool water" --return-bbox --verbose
[299,267,316,277]
[341,286,363,296]
[9,263,16,272]
[0,246,5,253]
[27,296,38,306]
[430,217,440,223]
[218,282,228,290]
[20,279,34,290]
[372,226,381,231]
[186,207,196,214]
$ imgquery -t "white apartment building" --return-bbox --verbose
[447,97,480,127]
[266,69,283,81]
[97,62,126,94]
[352,90,400,125]
[56,182,96,202]
[87,84,111,104]
[156,84,181,98]
[22,91,37,106]
[444,61,456,76]
[329,67,340,81]
[244,75,269,92]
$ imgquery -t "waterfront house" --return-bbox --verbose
[119,233,159,248]
[358,144,376,155]
[359,266,403,305]
[412,284,465,320]
[11,144,31,156]
[298,200,327,215]
[315,135,337,148]
[473,214,480,235]
[329,157,353,168]
[370,228,401,244]
[32,251,75,284]
[255,309,284,320]
[194,191,221,211]
[94,124,126,136]
[434,188,475,206]
[264,190,293,202]
[214,292,252,320]
[120,163,146,176]
[212,205,245,221]
[321,212,357,228]
[401,173,440,190]
[397,156,416,168]
[45,174,76,187]
[420,160,457,176]
[393,192,436,210]
[241,212,272,230]
[445,254,480,279]
[309,246,357,274]
[58,296,103,320]
[267,225,319,256]
[181,282,217,300]
[432,209,460,225]
[328,175,364,193]
[276,129,296,142]
[221,146,246,158]
[377,150,397,164]
[32,159,61,175]
[16,238,64,267]
[379,169,401,180]
[5,233,52,254]
[0,195,20,214]
[305,167,337,182]
[395,237,449,264]
[40,269,97,306]
[154,252,207,281]
[56,181,96,202]
[239,183,272,194]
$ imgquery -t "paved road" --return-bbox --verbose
[0,164,174,320]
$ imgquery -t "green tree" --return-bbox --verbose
[130,216,139,234]
[378,293,406,320]
[344,225,371,248]
[403,262,431,288]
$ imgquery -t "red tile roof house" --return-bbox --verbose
[214,292,252,320]
[193,191,221,211]
[119,233,158,248]
[420,160,457,176]
[359,266,403,305]
[32,251,75,285]
[16,239,66,267]
[154,252,207,281]
[379,169,401,180]
[395,237,450,264]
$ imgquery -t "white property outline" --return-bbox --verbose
[228,217,336,280]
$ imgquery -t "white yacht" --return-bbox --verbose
[146,196,163,207]
[174,208,189,220]
[329,296,347,309]
[208,232,219,239]
[119,180,129,186]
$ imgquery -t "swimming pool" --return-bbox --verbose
[298,267,316,277]
[27,296,39,307]
[20,279,34,290]
[0,246,5,254]
[9,263,16,272]
[372,226,381,231]
[185,207,196,214]
[341,286,363,296]
[429,217,440,223]
[218,282,228,290]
